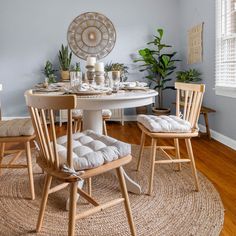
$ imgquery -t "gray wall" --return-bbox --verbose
[179,0,236,140]
[2,0,234,140]
[0,0,180,117]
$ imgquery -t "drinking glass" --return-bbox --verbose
[112,71,120,92]
[75,72,82,86]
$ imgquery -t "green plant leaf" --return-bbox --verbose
[163,86,175,90]
[162,78,172,82]
[157,29,163,39]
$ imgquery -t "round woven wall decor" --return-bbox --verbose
[67,12,116,60]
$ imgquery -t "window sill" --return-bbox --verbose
[215,86,236,98]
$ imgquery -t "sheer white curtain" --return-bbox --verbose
[216,0,236,97]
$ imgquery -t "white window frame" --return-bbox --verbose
[215,0,236,98]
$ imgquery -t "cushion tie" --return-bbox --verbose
[60,164,84,180]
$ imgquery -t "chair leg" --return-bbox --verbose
[136,131,146,171]
[0,143,5,175]
[185,138,200,191]
[68,182,78,236]
[203,112,211,139]
[79,120,82,132]
[116,167,136,236]
[103,120,108,136]
[36,174,52,232]
[73,119,82,133]
[73,120,78,133]
[87,178,92,196]
[148,138,157,196]
[25,141,35,200]
[174,138,181,171]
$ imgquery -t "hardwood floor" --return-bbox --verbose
[106,121,236,236]
[5,121,236,235]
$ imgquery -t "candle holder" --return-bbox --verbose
[86,65,95,85]
[95,71,105,86]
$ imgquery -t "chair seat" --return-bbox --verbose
[137,115,192,133]
[56,130,131,171]
[72,109,112,118]
[0,118,34,137]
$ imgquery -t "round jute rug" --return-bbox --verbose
[0,145,224,236]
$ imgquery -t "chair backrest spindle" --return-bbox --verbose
[49,109,59,169]
[67,109,73,168]
[176,89,180,117]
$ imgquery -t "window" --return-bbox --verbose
[216,0,236,97]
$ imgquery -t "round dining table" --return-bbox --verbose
[74,89,158,195]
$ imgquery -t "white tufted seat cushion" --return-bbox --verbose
[137,115,192,133]
[72,109,112,118]
[56,130,131,171]
[0,119,34,137]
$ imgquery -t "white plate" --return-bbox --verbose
[33,88,61,92]
[71,90,104,96]
[123,86,149,91]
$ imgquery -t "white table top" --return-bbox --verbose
[31,89,158,110]
[75,90,158,110]
[76,90,157,101]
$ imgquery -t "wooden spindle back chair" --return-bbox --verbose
[176,82,205,130]
[0,86,35,200]
[25,90,136,236]
[137,82,205,195]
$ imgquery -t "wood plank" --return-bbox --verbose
[106,121,236,236]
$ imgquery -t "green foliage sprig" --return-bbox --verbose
[176,69,202,83]
[105,62,129,81]
[43,60,57,83]
[58,44,72,71]
[70,62,81,72]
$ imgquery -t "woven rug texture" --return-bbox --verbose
[0,145,224,236]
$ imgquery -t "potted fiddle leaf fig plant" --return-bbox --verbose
[43,60,57,84]
[134,28,179,115]
[58,44,72,81]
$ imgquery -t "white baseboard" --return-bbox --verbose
[110,115,137,122]
[123,115,137,121]
[2,116,30,120]
[199,124,236,150]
